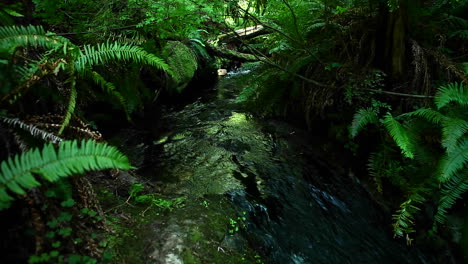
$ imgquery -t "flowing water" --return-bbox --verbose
[146,68,437,263]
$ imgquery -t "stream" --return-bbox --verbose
[139,68,437,263]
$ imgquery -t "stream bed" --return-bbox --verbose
[129,68,438,264]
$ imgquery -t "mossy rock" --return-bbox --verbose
[163,41,198,93]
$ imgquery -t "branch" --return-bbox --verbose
[364,89,434,99]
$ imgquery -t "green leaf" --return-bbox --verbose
[74,41,172,75]
[438,139,468,182]
[58,78,77,135]
[0,140,133,210]
[382,113,414,159]
[435,82,467,109]
[0,25,69,53]
[349,108,378,138]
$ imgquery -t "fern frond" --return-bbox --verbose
[441,118,468,153]
[435,171,468,224]
[350,108,378,138]
[0,25,68,53]
[89,71,130,120]
[393,186,431,238]
[392,197,421,237]
[438,138,468,182]
[236,85,258,103]
[58,78,77,135]
[450,30,468,39]
[444,14,468,29]
[74,41,172,75]
[383,113,414,159]
[188,39,210,62]
[435,83,467,109]
[401,108,446,125]
[0,117,63,143]
[0,140,133,210]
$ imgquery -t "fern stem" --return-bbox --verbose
[58,77,77,135]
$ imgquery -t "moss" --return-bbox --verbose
[163,41,198,93]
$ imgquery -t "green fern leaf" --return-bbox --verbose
[435,172,468,224]
[439,138,468,182]
[435,83,468,109]
[441,118,468,153]
[402,108,446,125]
[392,187,430,238]
[0,25,68,53]
[0,140,133,210]
[58,78,77,135]
[383,113,414,159]
[350,108,378,138]
[89,71,130,120]
[74,41,172,75]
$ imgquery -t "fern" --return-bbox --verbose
[58,78,77,135]
[350,108,379,138]
[188,38,210,62]
[401,108,446,125]
[438,138,468,182]
[444,14,468,39]
[89,71,130,120]
[441,118,468,153]
[393,194,424,238]
[74,41,172,74]
[435,82,467,109]
[0,140,133,210]
[0,25,68,52]
[0,117,63,143]
[382,113,415,159]
[435,171,468,224]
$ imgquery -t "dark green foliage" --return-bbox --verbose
[236,66,293,115]
[0,140,133,210]
[0,25,68,53]
[0,3,23,26]
[438,139,468,183]
[353,82,468,237]
[435,167,468,224]
[0,24,173,130]
[88,71,130,120]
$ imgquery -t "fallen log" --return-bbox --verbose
[206,42,265,62]
[216,25,267,43]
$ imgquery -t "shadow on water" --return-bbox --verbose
[152,68,437,263]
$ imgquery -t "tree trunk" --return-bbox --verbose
[383,0,408,79]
